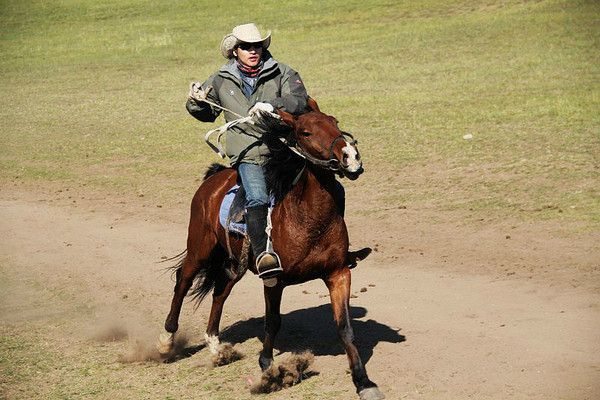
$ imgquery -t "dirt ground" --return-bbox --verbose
[1,183,599,399]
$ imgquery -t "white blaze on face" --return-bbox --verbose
[342,141,361,172]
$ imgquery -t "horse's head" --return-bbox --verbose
[277,98,364,180]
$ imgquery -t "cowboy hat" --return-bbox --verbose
[220,23,271,59]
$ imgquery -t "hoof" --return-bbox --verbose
[359,387,385,400]
[211,343,244,366]
[348,247,372,269]
[156,332,174,356]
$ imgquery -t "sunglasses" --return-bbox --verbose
[237,42,262,51]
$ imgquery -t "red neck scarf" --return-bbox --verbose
[236,59,263,77]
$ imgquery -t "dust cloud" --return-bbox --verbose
[250,351,315,394]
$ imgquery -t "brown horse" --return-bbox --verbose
[158,99,384,400]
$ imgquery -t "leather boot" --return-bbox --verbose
[245,205,282,279]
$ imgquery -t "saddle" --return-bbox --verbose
[218,184,277,234]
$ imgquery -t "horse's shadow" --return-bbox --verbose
[214,304,405,364]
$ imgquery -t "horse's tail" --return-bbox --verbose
[189,259,219,309]
[204,163,229,181]
[166,249,219,309]
[166,250,187,278]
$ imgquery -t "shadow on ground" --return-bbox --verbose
[219,304,405,364]
[169,304,404,364]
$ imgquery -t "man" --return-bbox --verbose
[186,23,309,281]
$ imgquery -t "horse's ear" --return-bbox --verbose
[307,97,320,112]
[277,109,296,128]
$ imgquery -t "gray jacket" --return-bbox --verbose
[187,53,308,165]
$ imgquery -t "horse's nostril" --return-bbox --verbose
[342,153,349,167]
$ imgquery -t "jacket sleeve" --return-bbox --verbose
[270,67,308,115]
[186,74,222,122]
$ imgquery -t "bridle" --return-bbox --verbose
[284,131,358,172]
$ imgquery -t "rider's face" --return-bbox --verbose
[234,42,263,67]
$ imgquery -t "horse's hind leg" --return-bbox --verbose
[325,268,384,400]
[203,255,240,356]
[165,255,201,332]
[157,253,204,354]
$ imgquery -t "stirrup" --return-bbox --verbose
[256,251,283,279]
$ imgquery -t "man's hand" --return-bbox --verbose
[248,102,274,117]
[188,81,207,103]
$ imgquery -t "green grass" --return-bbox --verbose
[1,0,598,224]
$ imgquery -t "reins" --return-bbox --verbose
[205,110,287,159]
[203,111,355,174]
[205,116,254,158]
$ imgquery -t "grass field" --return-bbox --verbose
[1,2,599,399]
[1,0,598,224]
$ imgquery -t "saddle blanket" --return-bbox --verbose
[219,185,247,235]
[218,185,275,235]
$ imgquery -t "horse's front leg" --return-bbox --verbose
[259,283,284,371]
[325,268,384,400]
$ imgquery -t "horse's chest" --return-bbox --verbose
[273,219,347,272]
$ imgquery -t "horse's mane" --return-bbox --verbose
[256,113,306,204]
[203,163,228,180]
[200,114,307,203]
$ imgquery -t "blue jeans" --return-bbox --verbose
[237,162,269,208]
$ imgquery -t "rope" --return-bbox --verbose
[202,107,344,175]
[205,116,253,158]
[194,86,244,119]
[199,97,244,119]
[204,111,281,158]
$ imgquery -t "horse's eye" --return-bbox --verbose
[300,131,311,137]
